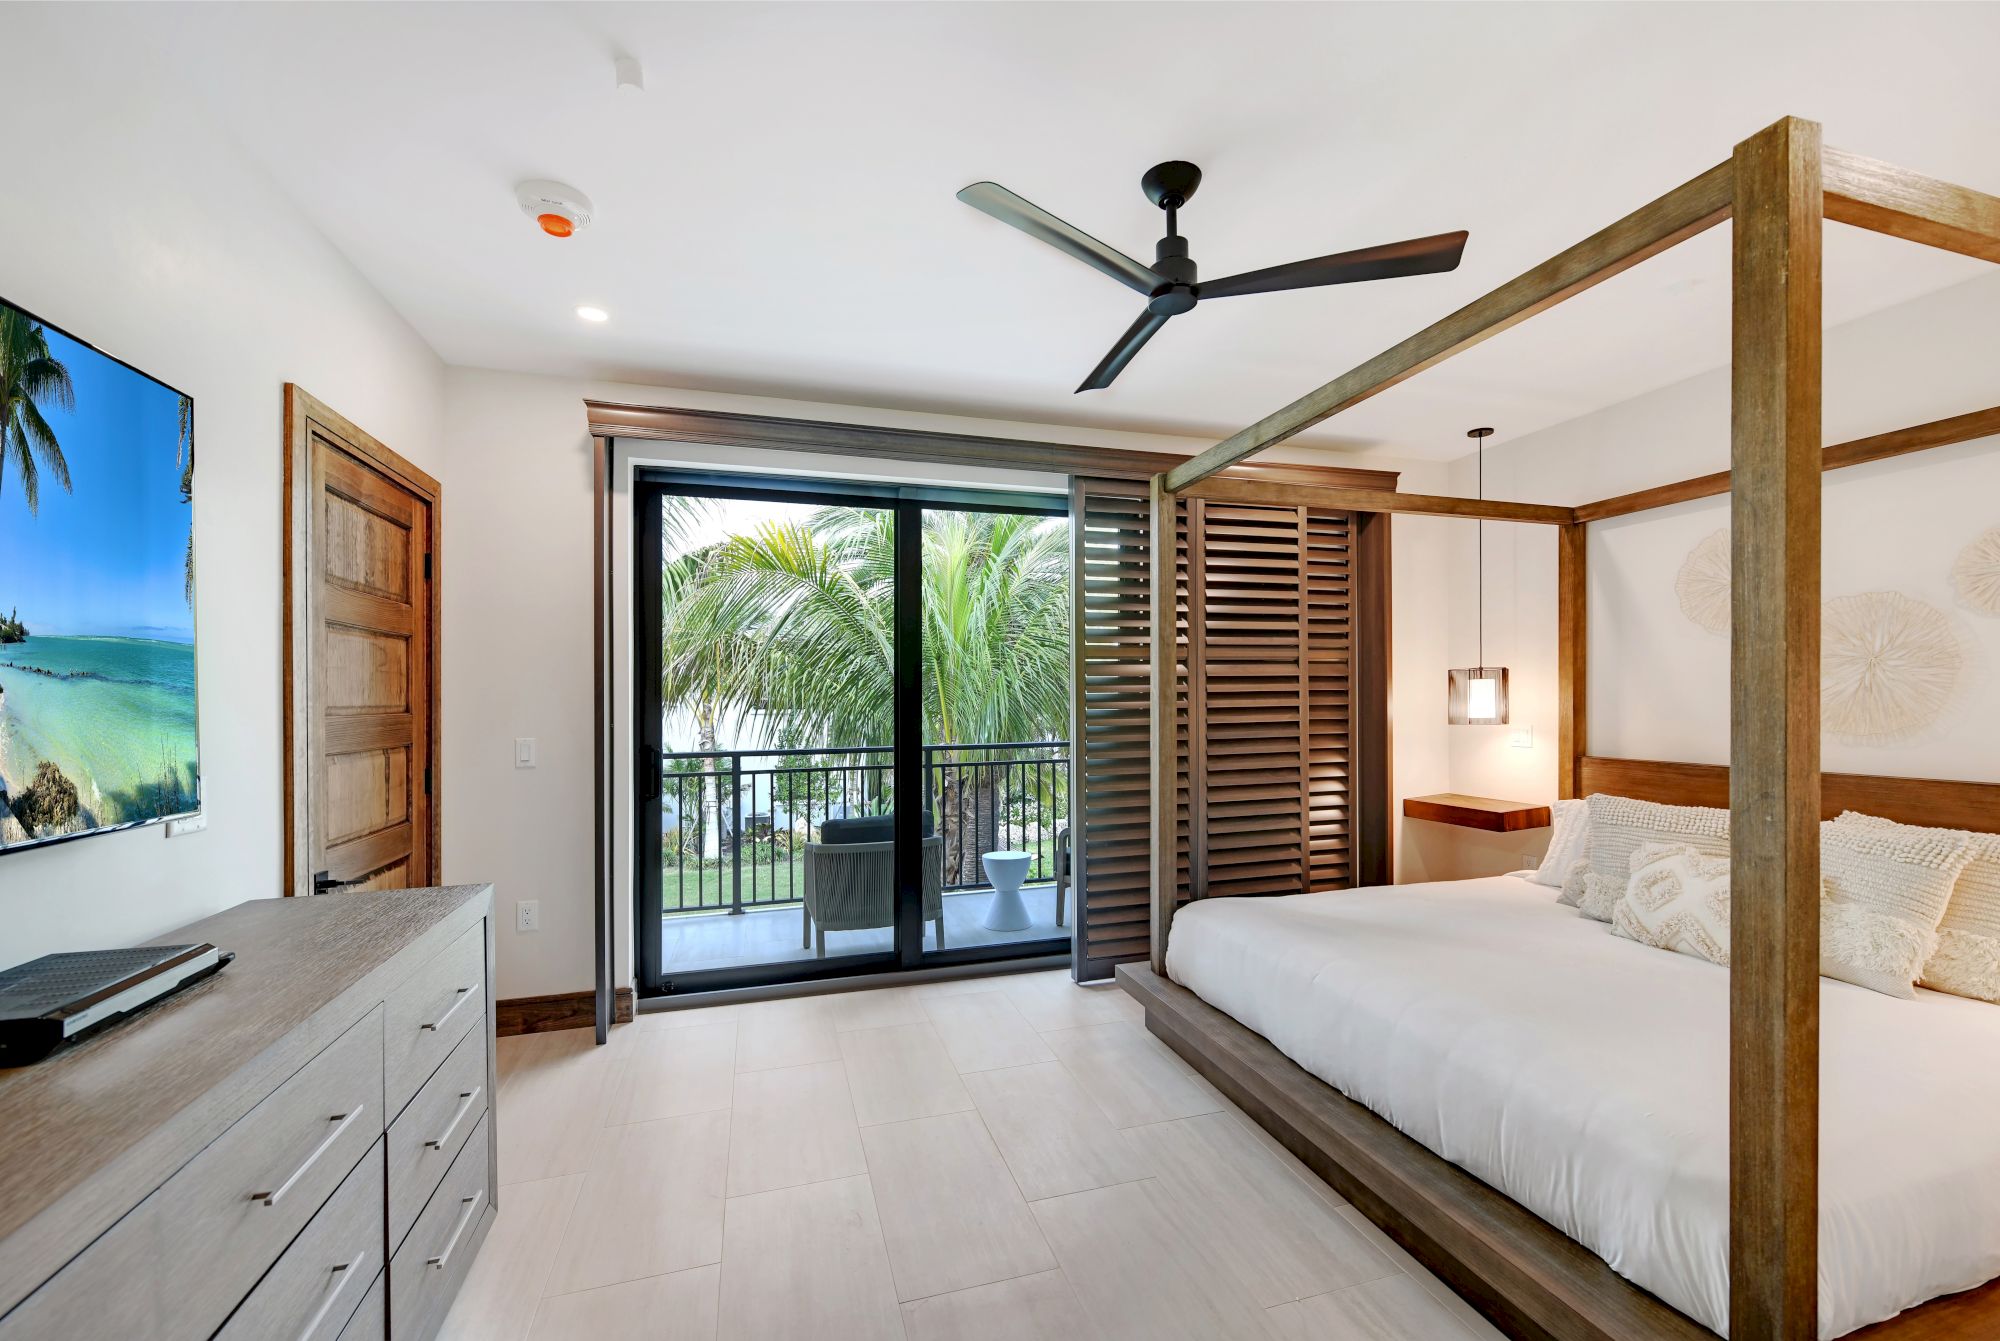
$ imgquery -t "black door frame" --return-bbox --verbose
[634,468,1070,998]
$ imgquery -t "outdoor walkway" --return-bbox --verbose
[662,884,1067,974]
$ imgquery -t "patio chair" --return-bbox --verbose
[802,814,944,956]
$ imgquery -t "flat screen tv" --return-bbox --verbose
[0,296,198,854]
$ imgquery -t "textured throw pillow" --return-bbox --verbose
[1611,842,1731,966]
[1819,817,1972,999]
[1575,794,1731,922]
[1534,798,1590,891]
[1835,812,2000,1004]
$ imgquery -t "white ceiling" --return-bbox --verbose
[69,2,2000,460]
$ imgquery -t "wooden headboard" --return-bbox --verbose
[1578,756,2000,835]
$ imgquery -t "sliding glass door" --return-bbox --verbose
[634,472,1070,998]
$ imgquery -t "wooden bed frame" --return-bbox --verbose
[1133,118,2000,1341]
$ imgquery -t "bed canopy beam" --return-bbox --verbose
[1574,403,2000,523]
[1824,148,2000,264]
[1162,161,1736,492]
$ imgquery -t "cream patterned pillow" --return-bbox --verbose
[1611,842,1731,966]
[1819,818,1971,999]
[1835,813,2000,1004]
[1576,794,1731,922]
[1535,798,1591,892]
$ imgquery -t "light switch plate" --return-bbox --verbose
[1509,725,1535,750]
[514,737,537,768]
[516,900,540,933]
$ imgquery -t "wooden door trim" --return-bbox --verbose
[283,385,443,896]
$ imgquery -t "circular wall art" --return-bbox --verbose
[1820,591,1965,742]
[1952,527,2000,616]
[1675,529,1731,636]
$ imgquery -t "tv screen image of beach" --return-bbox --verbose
[0,297,197,853]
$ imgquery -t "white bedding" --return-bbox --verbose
[1165,875,2000,1339]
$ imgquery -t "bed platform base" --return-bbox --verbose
[1116,962,2000,1341]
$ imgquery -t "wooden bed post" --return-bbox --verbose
[1728,116,1823,1341]
[1557,522,1588,800]
[1149,473,1180,975]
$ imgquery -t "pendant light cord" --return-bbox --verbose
[1476,432,1484,671]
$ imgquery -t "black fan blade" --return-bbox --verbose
[1200,230,1468,300]
[1076,310,1171,392]
[958,182,1164,296]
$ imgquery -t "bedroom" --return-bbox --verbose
[0,4,1996,1341]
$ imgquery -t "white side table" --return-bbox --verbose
[980,850,1033,931]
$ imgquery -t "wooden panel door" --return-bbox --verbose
[285,387,440,897]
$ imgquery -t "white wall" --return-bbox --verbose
[440,366,1452,999]
[1434,268,2000,877]
[0,12,445,967]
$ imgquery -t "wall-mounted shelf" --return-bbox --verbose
[1403,793,1552,833]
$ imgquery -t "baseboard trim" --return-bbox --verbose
[495,987,634,1037]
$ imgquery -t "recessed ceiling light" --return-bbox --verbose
[576,305,609,323]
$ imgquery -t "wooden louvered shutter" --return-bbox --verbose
[1185,499,1358,901]
[1070,478,1186,980]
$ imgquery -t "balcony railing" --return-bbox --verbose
[659,741,1069,915]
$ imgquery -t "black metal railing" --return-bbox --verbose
[659,741,1068,915]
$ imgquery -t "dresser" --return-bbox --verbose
[0,885,498,1341]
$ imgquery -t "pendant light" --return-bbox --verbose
[1449,426,1510,725]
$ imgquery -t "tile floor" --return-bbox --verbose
[439,969,1503,1341]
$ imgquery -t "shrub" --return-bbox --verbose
[12,760,80,833]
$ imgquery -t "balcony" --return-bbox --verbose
[658,741,1069,973]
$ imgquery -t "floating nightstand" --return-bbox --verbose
[1403,793,1552,833]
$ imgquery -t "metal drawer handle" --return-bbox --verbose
[251,1105,367,1207]
[422,986,476,1034]
[426,1086,483,1150]
[294,1251,367,1341]
[427,1190,485,1270]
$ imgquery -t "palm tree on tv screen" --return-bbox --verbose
[662,506,1069,881]
[0,307,75,515]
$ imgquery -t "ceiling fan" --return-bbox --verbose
[958,161,1468,392]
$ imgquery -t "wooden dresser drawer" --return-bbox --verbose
[333,1271,385,1341]
[384,922,486,1119]
[0,1201,163,1341]
[214,1138,383,1341]
[387,1018,488,1251]
[390,1112,491,1341]
[152,1005,385,1337]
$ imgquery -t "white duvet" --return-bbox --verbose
[1164,875,2000,1339]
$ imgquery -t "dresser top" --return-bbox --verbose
[0,885,491,1312]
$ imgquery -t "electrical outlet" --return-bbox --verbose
[165,813,208,837]
[516,900,541,933]
[514,737,537,768]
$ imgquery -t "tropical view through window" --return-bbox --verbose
[651,489,1072,980]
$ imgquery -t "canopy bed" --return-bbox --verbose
[1116,118,2000,1341]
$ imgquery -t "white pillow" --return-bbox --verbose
[1819,817,1971,999]
[1835,812,2000,1004]
[1533,798,1590,891]
[1574,794,1731,922]
[1611,842,1731,966]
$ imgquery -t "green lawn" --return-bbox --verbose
[662,834,1059,914]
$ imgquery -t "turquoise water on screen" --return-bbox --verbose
[0,635,198,832]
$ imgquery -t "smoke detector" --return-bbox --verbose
[517,180,595,238]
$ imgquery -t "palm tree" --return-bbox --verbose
[0,308,75,514]
[661,506,1070,881]
[178,395,194,604]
